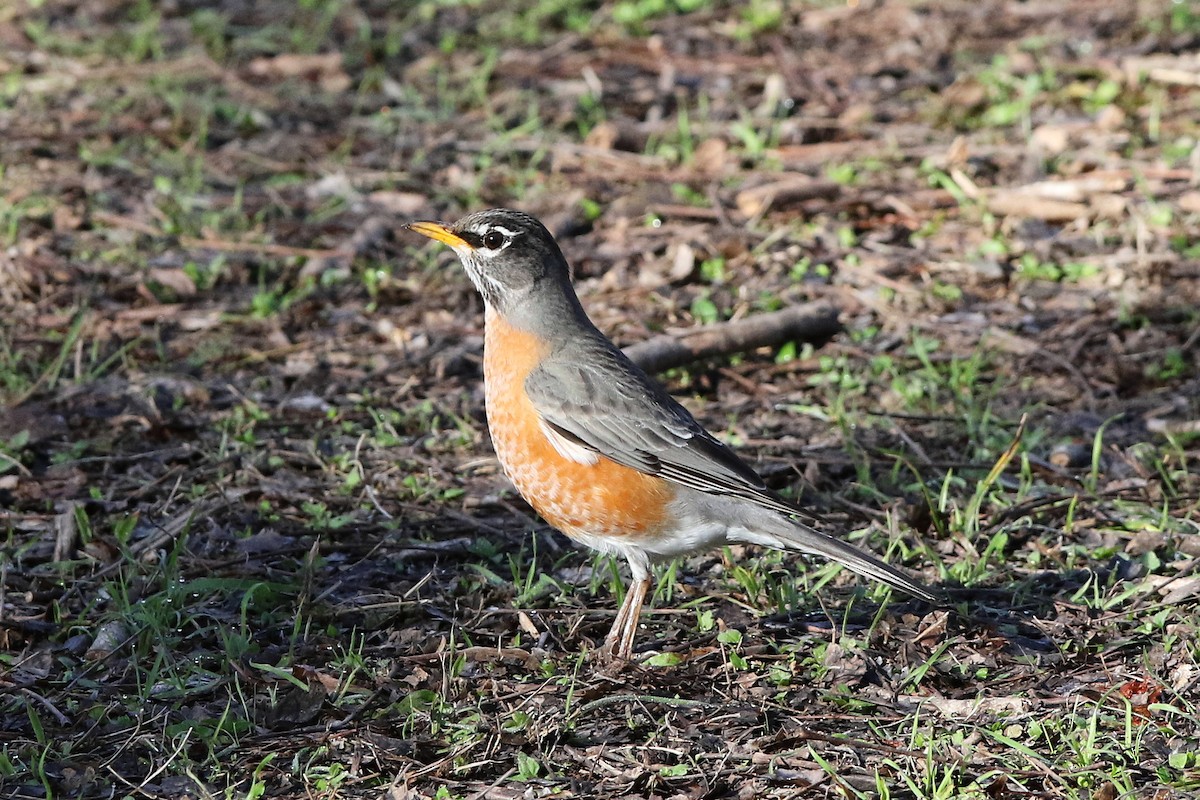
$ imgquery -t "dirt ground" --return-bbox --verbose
[1,0,1199,798]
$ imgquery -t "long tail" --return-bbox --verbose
[732,509,943,604]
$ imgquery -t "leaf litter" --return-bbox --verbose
[0,0,1198,797]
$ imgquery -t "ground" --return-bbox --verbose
[1,0,1199,798]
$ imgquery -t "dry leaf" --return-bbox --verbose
[147,268,197,298]
[247,52,351,92]
[691,137,729,175]
[584,120,619,150]
[369,190,428,215]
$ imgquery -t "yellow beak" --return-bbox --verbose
[406,221,472,249]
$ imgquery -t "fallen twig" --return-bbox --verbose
[623,303,841,374]
[735,178,841,218]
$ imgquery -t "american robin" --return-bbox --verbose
[407,208,940,660]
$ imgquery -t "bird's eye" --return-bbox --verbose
[482,230,506,250]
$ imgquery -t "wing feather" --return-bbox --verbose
[525,340,814,521]
[525,336,942,605]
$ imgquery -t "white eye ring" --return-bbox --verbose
[478,224,519,253]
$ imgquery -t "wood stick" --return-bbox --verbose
[623,303,841,374]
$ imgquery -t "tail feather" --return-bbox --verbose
[734,516,942,605]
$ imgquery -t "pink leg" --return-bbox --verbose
[601,575,650,661]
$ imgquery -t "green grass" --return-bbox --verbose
[2,0,1199,797]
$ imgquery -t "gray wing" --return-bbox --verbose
[527,338,944,606]
[525,341,811,520]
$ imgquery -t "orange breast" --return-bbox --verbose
[482,308,674,541]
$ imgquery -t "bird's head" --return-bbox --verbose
[406,208,570,311]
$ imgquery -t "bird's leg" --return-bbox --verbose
[601,575,650,661]
[616,575,649,659]
[600,582,634,659]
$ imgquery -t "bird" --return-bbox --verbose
[406,208,940,661]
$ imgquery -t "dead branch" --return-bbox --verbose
[735,178,842,218]
[623,303,842,374]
